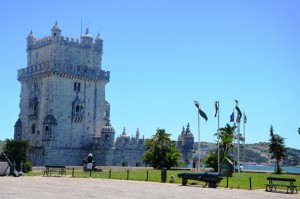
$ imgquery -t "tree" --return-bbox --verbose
[203,151,218,171]
[269,125,287,174]
[2,139,32,173]
[142,128,182,169]
[204,124,243,172]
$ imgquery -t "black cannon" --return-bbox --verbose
[178,172,223,188]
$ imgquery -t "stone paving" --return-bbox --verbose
[0,176,298,199]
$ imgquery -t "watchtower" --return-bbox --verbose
[15,21,110,165]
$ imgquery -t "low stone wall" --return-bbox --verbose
[32,166,154,171]
[0,162,9,176]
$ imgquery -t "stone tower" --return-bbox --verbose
[177,123,195,167]
[15,22,110,165]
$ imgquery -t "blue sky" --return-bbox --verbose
[0,0,299,149]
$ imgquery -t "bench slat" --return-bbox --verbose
[267,177,296,182]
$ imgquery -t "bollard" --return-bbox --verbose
[226,176,229,188]
[161,168,167,183]
[146,170,149,181]
[109,169,111,179]
[249,177,252,190]
[72,168,74,177]
[127,170,129,180]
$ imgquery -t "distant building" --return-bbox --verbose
[177,123,194,167]
[14,22,194,166]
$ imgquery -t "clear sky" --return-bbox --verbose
[0,0,299,149]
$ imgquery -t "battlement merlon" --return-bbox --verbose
[17,64,110,82]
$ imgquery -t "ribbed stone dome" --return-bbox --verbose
[81,28,93,38]
[51,21,61,31]
[95,33,103,41]
[101,121,115,133]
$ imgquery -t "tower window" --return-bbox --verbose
[73,82,81,92]
[76,105,80,113]
[54,33,56,36]
[31,124,35,134]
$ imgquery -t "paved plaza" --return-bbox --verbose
[0,176,298,199]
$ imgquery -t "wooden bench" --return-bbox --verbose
[43,165,66,177]
[265,177,298,194]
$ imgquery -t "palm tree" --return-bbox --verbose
[205,124,244,171]
[2,139,32,172]
[217,124,236,158]
[143,128,182,169]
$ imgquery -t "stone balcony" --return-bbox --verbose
[18,63,110,82]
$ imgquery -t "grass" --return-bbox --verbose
[25,169,300,190]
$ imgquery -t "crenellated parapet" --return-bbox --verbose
[26,34,103,51]
[27,21,103,51]
[26,21,104,69]
[27,36,52,50]
[17,63,110,82]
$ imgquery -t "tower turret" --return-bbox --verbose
[51,21,61,41]
[100,120,115,148]
[26,30,36,50]
[81,28,93,48]
[136,128,140,143]
[14,118,22,140]
[94,33,103,52]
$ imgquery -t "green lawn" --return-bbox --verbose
[26,169,300,190]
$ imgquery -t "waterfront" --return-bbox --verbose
[244,164,300,174]
[189,164,300,174]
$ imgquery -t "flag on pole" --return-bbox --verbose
[194,101,208,121]
[244,113,247,123]
[214,101,219,117]
[230,112,234,122]
[235,100,242,123]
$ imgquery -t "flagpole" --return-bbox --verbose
[237,120,241,188]
[198,110,200,169]
[243,112,246,164]
[217,101,220,174]
[194,100,207,170]
[235,100,241,189]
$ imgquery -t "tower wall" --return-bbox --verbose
[16,22,109,165]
